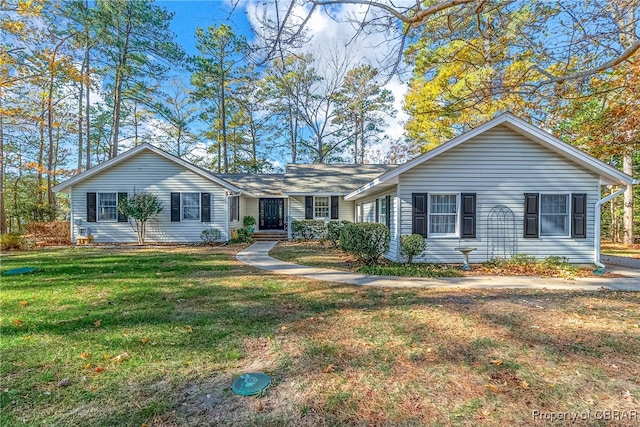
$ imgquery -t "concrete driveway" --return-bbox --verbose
[237,242,640,292]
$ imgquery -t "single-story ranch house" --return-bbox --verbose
[53,113,637,266]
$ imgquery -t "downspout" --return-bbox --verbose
[224,192,230,242]
[594,187,627,270]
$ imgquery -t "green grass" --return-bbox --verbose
[1,246,639,426]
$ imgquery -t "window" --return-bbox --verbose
[378,197,387,224]
[182,193,200,221]
[314,196,329,219]
[429,194,457,235]
[229,196,239,222]
[98,193,117,221]
[540,194,569,236]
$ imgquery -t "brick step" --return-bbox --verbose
[252,232,288,241]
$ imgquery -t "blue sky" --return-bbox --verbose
[158,1,255,57]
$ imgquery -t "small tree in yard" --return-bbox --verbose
[118,191,163,244]
[400,234,426,265]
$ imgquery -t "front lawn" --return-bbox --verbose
[602,243,640,259]
[1,246,639,426]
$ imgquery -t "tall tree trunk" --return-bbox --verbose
[623,152,634,244]
[220,73,228,172]
[0,90,5,233]
[46,51,57,219]
[111,71,124,158]
[133,101,139,145]
[38,98,45,211]
[85,43,91,169]
[77,75,84,171]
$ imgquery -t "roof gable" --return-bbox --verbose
[345,113,635,200]
[52,144,242,193]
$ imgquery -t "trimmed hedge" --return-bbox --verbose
[291,220,327,240]
[327,220,351,246]
[339,222,390,265]
[400,234,427,264]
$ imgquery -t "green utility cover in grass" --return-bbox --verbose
[2,267,37,276]
[231,372,271,396]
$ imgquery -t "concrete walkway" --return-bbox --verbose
[237,242,640,291]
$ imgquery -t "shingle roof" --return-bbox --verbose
[282,164,397,194]
[219,174,285,196]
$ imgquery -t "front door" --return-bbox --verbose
[259,198,284,230]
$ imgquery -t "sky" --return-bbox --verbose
[154,0,409,159]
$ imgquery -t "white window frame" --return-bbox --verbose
[378,197,387,224]
[313,196,330,219]
[182,193,200,221]
[98,192,117,222]
[539,193,569,237]
[428,193,459,237]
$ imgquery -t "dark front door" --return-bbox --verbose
[260,198,284,230]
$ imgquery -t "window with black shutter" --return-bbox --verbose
[412,193,428,237]
[385,195,391,228]
[460,193,476,238]
[87,192,97,222]
[117,193,128,222]
[523,193,539,238]
[330,196,339,219]
[201,193,211,223]
[571,193,587,238]
[170,192,181,222]
[305,196,313,219]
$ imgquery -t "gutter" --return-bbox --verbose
[594,187,627,270]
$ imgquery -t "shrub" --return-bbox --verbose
[1,233,24,250]
[327,220,350,246]
[339,222,390,265]
[200,228,222,245]
[291,220,327,240]
[400,234,427,264]
[118,191,163,244]
[243,216,256,228]
[24,221,70,245]
[229,227,253,244]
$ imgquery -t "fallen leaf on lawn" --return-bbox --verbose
[485,384,498,391]
[94,319,101,327]
[185,325,193,333]
[623,391,632,401]
[600,395,610,400]
[490,359,503,366]
[142,424,148,427]
[23,335,31,340]
[58,378,70,387]
[573,312,582,319]
[322,364,334,373]
[140,338,149,344]
[103,353,110,359]
[586,304,595,310]
[12,319,23,326]
[19,300,28,306]
[95,366,104,373]
[280,326,287,331]
[111,352,129,362]
[80,352,92,359]
[547,383,555,388]
[85,363,91,369]
[520,381,529,389]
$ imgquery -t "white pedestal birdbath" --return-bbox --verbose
[454,247,476,271]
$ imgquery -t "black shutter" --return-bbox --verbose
[305,196,313,219]
[117,192,128,222]
[201,193,211,223]
[385,195,391,228]
[171,192,180,222]
[87,192,96,222]
[571,193,587,238]
[375,198,380,223]
[460,193,476,238]
[234,196,239,221]
[412,193,428,237]
[524,193,539,238]
[330,196,339,219]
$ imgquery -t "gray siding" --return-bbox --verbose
[70,151,228,243]
[397,126,599,264]
[288,195,356,238]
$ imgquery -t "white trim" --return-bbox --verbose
[539,193,570,237]
[345,113,635,200]
[428,193,460,238]
[181,192,201,222]
[52,144,245,195]
[284,192,345,196]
